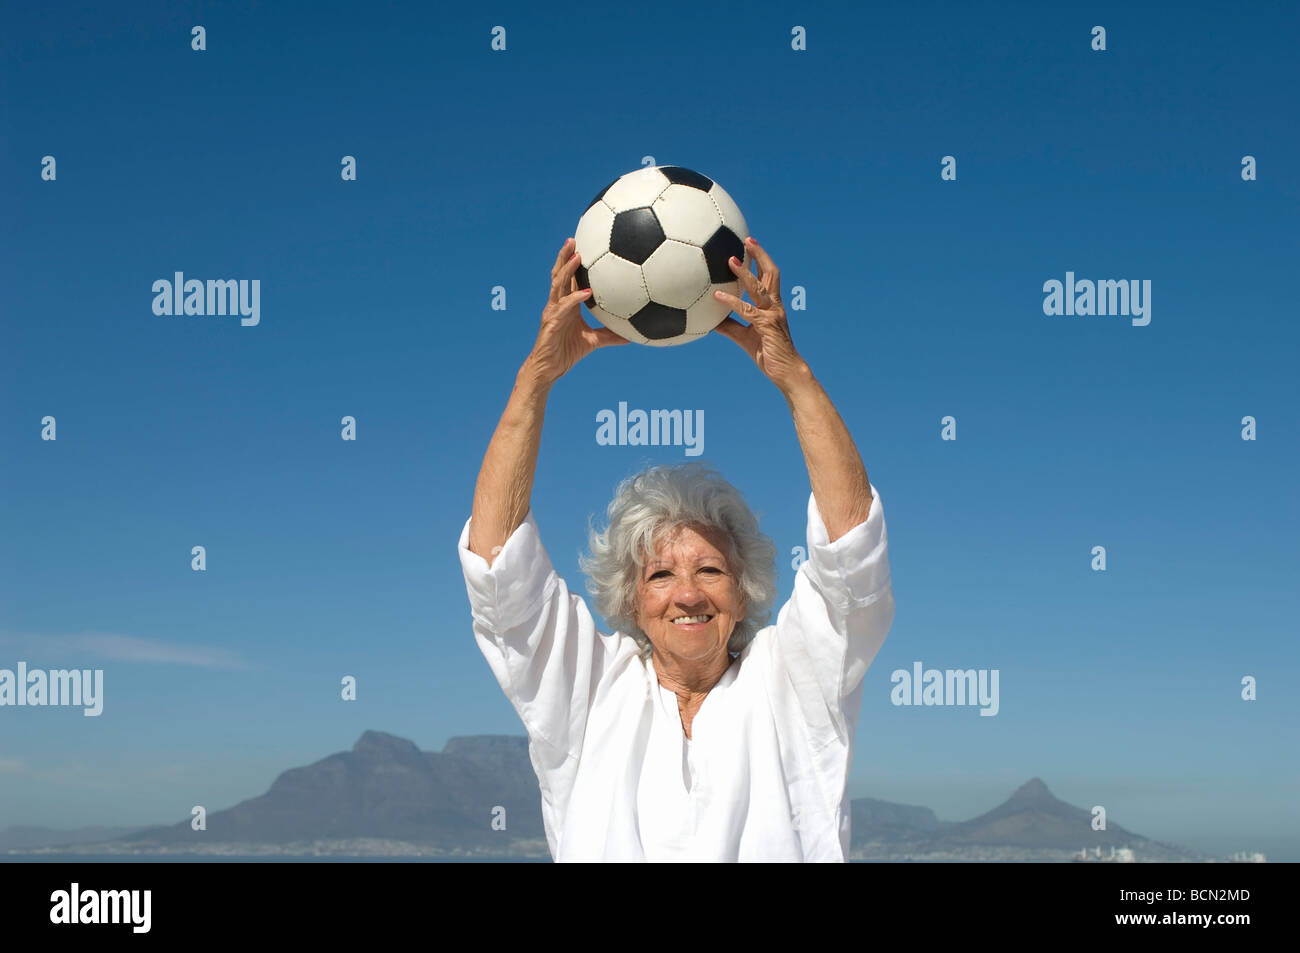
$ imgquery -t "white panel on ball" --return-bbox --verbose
[686,286,730,336]
[599,167,671,213]
[708,184,749,244]
[641,241,710,310]
[587,253,648,320]
[652,185,724,246]
[574,202,614,267]
[587,301,640,342]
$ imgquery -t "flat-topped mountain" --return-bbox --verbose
[123,731,544,848]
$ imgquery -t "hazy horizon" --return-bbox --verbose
[1,727,1291,862]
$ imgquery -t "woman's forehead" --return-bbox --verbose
[647,523,731,561]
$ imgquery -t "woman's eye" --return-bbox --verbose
[647,567,722,581]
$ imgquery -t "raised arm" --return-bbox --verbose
[467,365,551,563]
[779,367,873,543]
[468,238,627,564]
[712,237,872,541]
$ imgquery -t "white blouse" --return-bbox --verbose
[457,488,895,862]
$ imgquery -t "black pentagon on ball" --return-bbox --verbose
[658,166,714,192]
[629,301,688,340]
[609,207,665,265]
[575,264,592,307]
[702,226,746,284]
[586,177,619,212]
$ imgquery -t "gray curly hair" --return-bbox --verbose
[578,462,778,661]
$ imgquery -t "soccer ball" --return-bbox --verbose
[574,166,750,346]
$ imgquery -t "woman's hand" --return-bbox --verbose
[711,238,809,393]
[525,238,627,386]
[716,238,871,540]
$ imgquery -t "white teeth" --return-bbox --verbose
[673,615,711,624]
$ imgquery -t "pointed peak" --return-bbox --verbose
[352,731,421,759]
[1011,778,1053,801]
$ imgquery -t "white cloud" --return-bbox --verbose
[0,630,250,669]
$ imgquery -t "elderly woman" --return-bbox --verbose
[458,236,895,862]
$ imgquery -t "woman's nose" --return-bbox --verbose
[671,582,707,607]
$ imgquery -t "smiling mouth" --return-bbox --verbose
[671,614,713,625]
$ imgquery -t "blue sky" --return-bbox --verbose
[2,0,1297,860]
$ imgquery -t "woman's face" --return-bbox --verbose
[634,523,745,666]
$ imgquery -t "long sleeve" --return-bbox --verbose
[458,510,625,763]
[767,486,895,752]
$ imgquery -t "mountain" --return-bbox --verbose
[851,777,1209,860]
[938,777,1141,848]
[851,797,952,838]
[10,732,1212,860]
[122,731,545,851]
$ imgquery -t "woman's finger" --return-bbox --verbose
[587,323,630,349]
[712,315,760,361]
[564,284,592,307]
[733,254,779,314]
[745,238,781,300]
[713,314,750,337]
[552,250,583,307]
[727,255,765,308]
[713,287,748,316]
[565,253,584,298]
[551,238,573,277]
[550,238,575,303]
[714,284,763,321]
